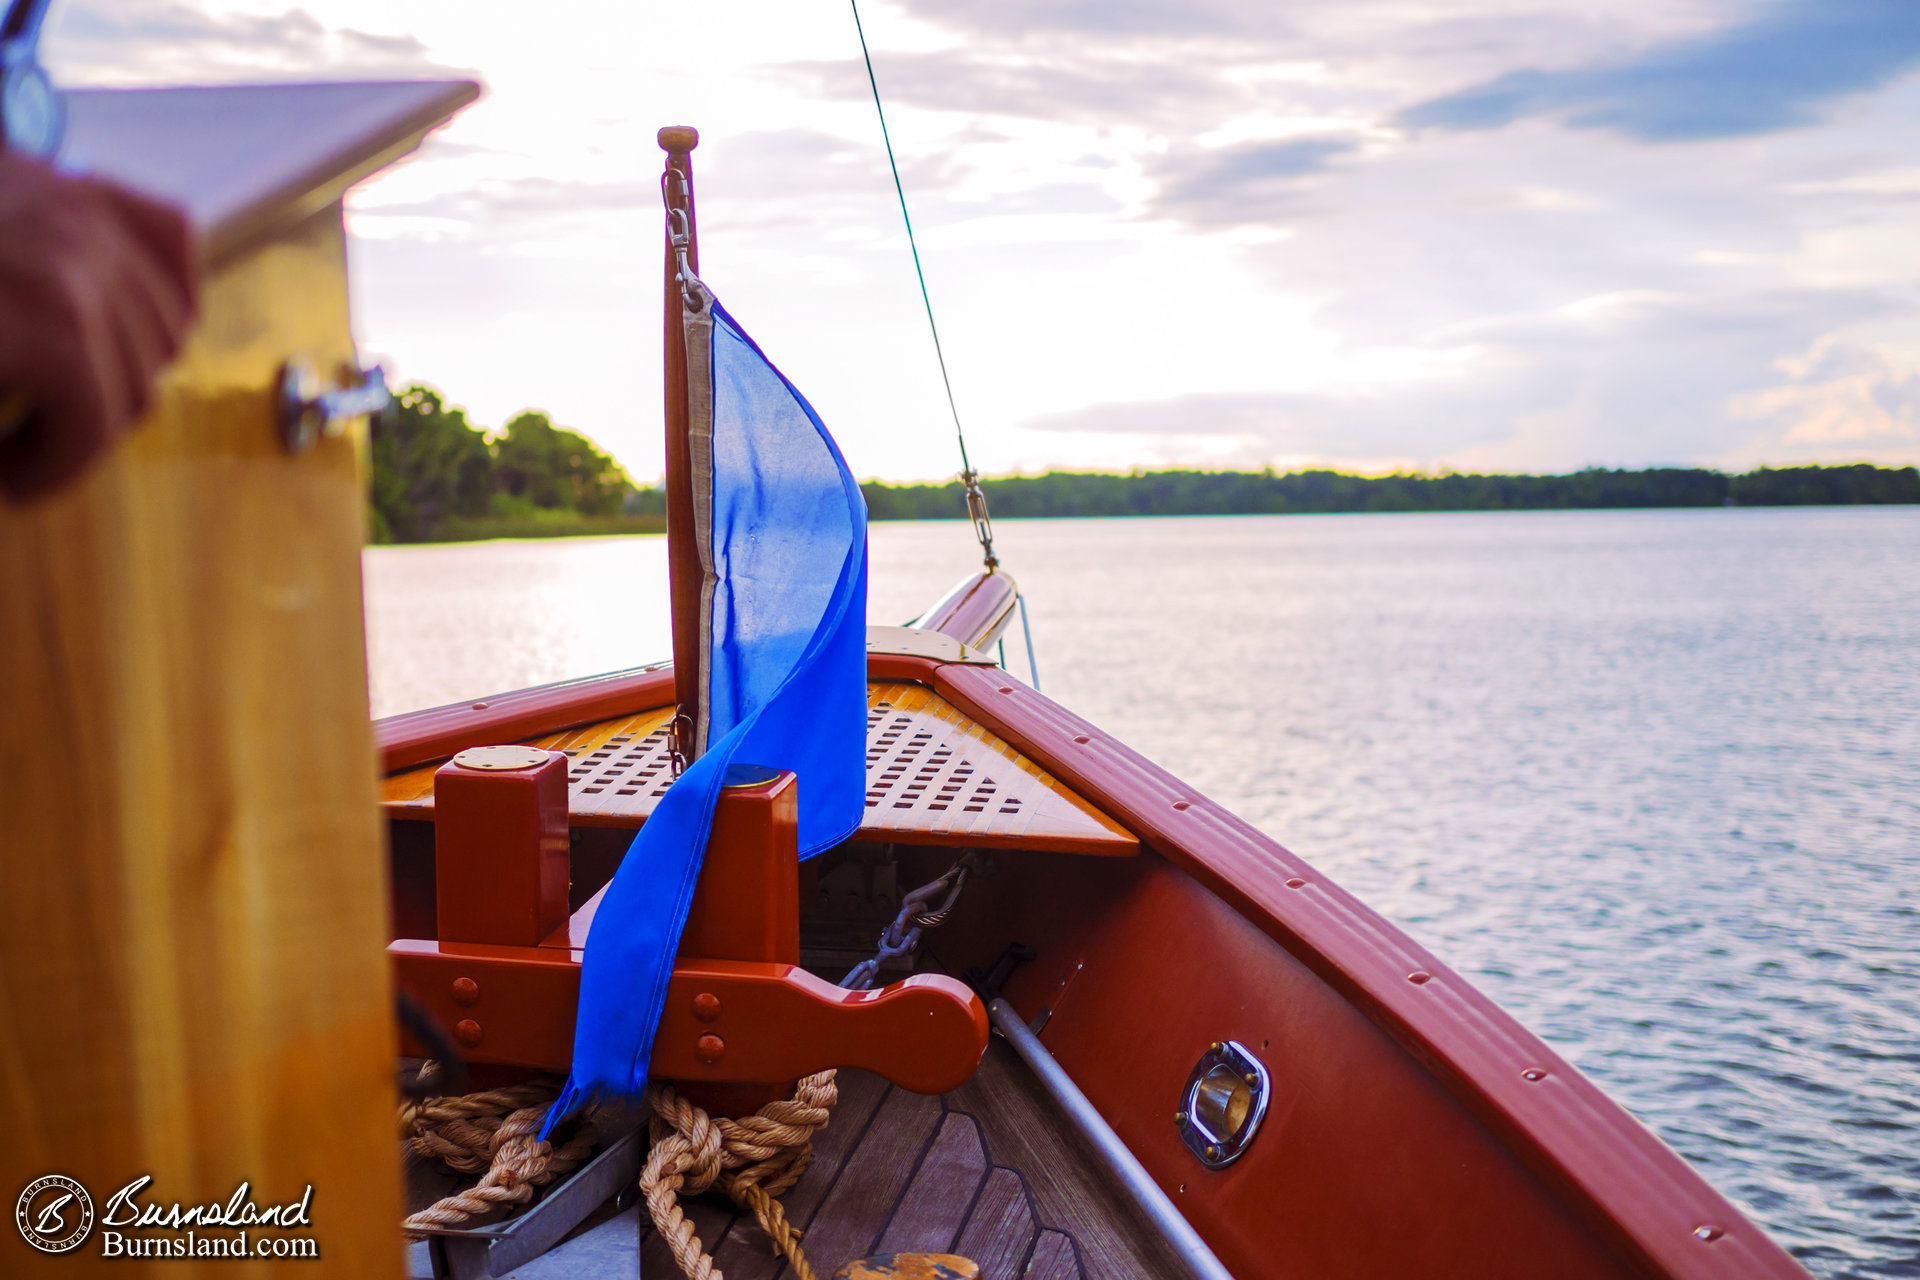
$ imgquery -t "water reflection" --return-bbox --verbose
[365,508,1920,1277]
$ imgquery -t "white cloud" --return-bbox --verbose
[1731,335,1920,455]
[42,0,1920,480]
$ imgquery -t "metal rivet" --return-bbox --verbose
[997,686,1014,694]
[1172,801,1191,811]
[1073,735,1090,744]
[1285,877,1307,889]
[1174,1112,1186,1125]
[695,1033,725,1064]
[1209,1041,1223,1052]
[472,701,489,710]
[450,977,480,1006]
[1205,1144,1219,1159]
[1523,1067,1548,1082]
[1693,1225,1722,1242]
[1408,971,1432,985]
[692,992,722,1022]
[453,1019,483,1047]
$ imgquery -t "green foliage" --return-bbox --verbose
[1730,464,1920,505]
[624,485,667,516]
[369,383,1918,541]
[861,464,1920,521]
[368,386,653,543]
[428,512,667,542]
[368,386,494,542]
[493,411,633,517]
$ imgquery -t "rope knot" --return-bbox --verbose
[396,1068,840,1280]
[398,1076,598,1238]
[640,1070,839,1280]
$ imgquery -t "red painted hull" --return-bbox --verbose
[375,657,1809,1279]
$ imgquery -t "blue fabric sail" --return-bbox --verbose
[545,295,868,1127]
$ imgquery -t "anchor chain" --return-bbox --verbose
[840,852,985,992]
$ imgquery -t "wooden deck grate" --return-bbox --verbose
[867,690,1026,820]
[382,681,1136,856]
[571,725,676,802]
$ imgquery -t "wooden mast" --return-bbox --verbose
[659,126,703,763]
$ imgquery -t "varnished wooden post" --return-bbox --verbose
[434,748,571,948]
[0,80,473,1277]
[0,205,404,1277]
[659,125,704,762]
[679,772,801,967]
[674,769,802,1116]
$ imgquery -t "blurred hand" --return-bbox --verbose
[0,149,199,502]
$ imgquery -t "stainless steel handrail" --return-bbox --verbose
[986,998,1237,1280]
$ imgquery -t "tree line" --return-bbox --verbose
[367,384,1918,542]
[857,464,1920,521]
[368,385,660,543]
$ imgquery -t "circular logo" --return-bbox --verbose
[15,1175,95,1255]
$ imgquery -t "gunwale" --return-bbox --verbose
[377,652,1809,1279]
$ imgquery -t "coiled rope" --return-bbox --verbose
[399,1069,838,1280]
[640,1071,838,1280]
[399,1076,598,1236]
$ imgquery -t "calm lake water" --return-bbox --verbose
[365,508,1920,1278]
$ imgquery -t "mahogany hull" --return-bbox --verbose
[376,656,1809,1279]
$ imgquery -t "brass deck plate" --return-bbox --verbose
[382,681,1137,856]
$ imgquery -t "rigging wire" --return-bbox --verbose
[850,0,1040,690]
[1016,593,1041,690]
[848,0,997,570]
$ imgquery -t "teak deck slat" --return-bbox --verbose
[764,1069,894,1234]
[382,682,1137,855]
[952,1168,1035,1280]
[946,1046,1191,1279]
[702,1068,892,1280]
[1023,1232,1081,1280]
[496,1044,1179,1278]
[875,1114,989,1256]
[782,1087,947,1271]
[640,1195,736,1277]
[548,1044,1184,1280]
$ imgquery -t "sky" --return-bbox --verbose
[42,0,1920,482]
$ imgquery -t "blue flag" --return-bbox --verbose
[546,294,868,1126]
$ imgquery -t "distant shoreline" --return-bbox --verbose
[399,513,667,543]
[862,463,1919,521]
[376,463,1917,544]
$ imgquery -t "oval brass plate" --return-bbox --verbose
[451,745,550,771]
